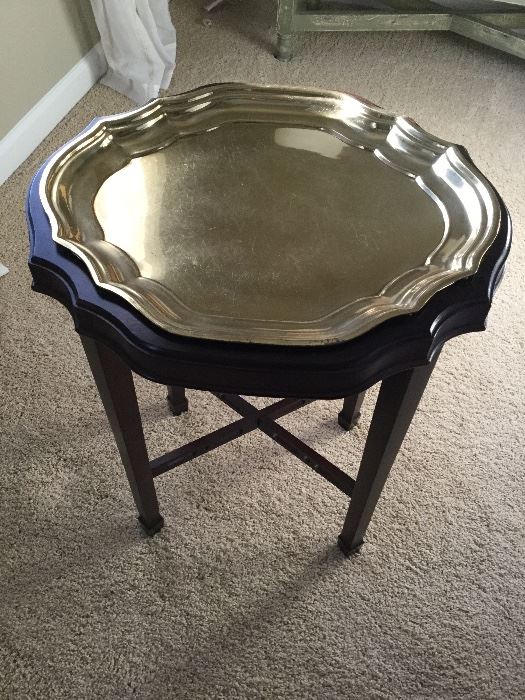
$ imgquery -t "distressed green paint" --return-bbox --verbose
[452,15,525,58]
[294,12,452,32]
[276,1,525,60]
[276,0,296,61]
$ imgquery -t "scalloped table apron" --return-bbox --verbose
[27,85,511,557]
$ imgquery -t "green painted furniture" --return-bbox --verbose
[276,0,525,61]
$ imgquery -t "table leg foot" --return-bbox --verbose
[337,412,357,431]
[275,33,294,60]
[138,514,165,536]
[167,386,189,416]
[337,535,363,557]
[338,392,366,431]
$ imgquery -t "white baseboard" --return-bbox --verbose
[0,42,106,186]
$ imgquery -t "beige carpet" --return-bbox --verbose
[1,1,524,698]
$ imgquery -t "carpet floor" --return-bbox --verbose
[1,1,524,698]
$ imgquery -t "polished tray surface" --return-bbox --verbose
[40,83,500,345]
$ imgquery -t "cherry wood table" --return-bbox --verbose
[27,144,510,556]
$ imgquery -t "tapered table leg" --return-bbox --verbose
[338,353,440,556]
[338,392,366,430]
[81,337,164,535]
[167,386,189,416]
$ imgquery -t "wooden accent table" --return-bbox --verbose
[26,89,511,556]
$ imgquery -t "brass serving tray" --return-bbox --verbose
[40,83,500,346]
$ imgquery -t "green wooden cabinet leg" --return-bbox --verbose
[276,0,296,61]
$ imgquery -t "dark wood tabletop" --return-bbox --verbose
[27,155,511,400]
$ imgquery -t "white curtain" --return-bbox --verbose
[90,0,176,105]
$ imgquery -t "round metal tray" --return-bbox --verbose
[40,83,500,345]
